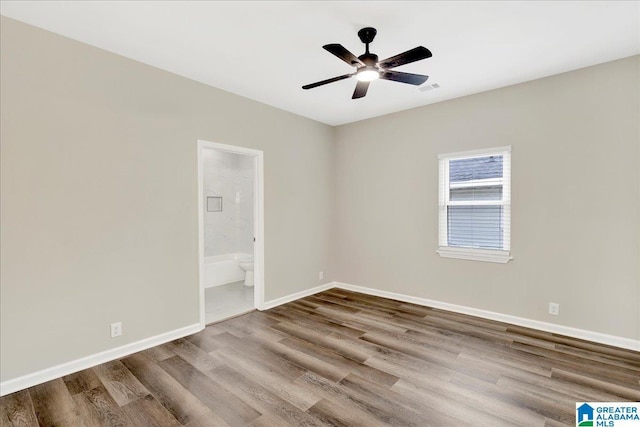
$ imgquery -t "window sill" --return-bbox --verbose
[437,246,512,263]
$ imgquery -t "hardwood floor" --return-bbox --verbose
[2,289,639,426]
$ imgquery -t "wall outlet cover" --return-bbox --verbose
[548,303,559,316]
[110,322,122,338]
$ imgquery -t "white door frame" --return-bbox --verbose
[197,139,265,328]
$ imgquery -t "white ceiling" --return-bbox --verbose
[1,1,639,126]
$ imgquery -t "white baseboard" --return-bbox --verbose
[1,281,332,397]
[260,282,335,310]
[0,323,202,397]
[334,282,640,352]
[4,280,637,397]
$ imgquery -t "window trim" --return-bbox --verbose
[438,146,512,263]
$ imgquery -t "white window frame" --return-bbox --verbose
[438,146,512,263]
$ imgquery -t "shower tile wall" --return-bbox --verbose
[203,150,254,257]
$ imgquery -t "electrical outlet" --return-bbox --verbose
[548,303,559,316]
[319,271,324,280]
[110,322,122,338]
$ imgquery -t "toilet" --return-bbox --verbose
[238,255,254,287]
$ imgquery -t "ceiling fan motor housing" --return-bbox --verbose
[358,53,378,66]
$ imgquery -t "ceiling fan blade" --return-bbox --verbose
[380,71,429,86]
[302,74,353,90]
[352,81,370,99]
[323,44,364,67]
[378,46,432,69]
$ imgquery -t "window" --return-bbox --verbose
[438,146,511,263]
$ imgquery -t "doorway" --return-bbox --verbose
[197,140,264,326]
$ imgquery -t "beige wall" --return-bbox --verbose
[2,15,638,385]
[335,56,640,341]
[0,17,336,381]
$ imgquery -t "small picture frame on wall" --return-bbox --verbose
[206,196,223,212]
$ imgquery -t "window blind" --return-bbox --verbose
[439,147,511,253]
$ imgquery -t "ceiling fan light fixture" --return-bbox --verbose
[356,67,380,82]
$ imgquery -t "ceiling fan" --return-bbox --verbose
[302,27,432,99]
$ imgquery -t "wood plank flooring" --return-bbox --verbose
[2,289,639,426]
